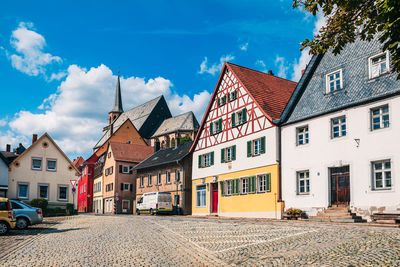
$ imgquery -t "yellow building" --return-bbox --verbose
[191,63,296,218]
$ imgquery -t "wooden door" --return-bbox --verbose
[211,183,218,213]
[330,166,350,205]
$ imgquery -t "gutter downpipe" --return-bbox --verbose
[273,119,283,218]
[176,159,184,215]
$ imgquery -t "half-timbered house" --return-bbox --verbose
[191,62,296,218]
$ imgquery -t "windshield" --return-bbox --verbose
[158,194,171,202]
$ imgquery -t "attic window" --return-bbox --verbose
[42,142,48,148]
[68,166,73,171]
[127,140,132,144]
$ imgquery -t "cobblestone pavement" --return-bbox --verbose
[1,215,400,266]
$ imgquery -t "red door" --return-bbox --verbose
[211,183,218,213]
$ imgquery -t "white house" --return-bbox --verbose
[279,37,400,221]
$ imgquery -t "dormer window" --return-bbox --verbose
[369,52,389,79]
[326,70,343,93]
[228,90,237,102]
[218,95,227,107]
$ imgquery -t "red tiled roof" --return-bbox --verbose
[109,142,153,163]
[227,63,297,120]
[72,156,85,168]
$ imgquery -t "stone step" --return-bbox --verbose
[310,215,354,220]
[317,212,352,217]
[324,209,350,214]
[306,218,356,223]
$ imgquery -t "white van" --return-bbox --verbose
[136,192,173,215]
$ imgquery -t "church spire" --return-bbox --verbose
[110,71,123,114]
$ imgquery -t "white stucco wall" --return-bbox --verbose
[281,96,400,219]
[0,160,8,187]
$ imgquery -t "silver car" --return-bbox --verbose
[9,200,43,229]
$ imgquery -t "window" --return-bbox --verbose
[210,119,223,135]
[247,137,266,157]
[240,177,248,194]
[372,160,392,190]
[84,184,86,193]
[38,184,49,199]
[121,165,130,174]
[166,172,171,183]
[46,159,57,171]
[148,175,152,186]
[11,202,23,209]
[297,171,310,194]
[225,180,232,195]
[228,90,237,102]
[221,146,236,163]
[331,116,346,138]
[296,126,309,145]
[326,69,342,92]
[18,183,28,199]
[32,158,42,170]
[175,170,181,182]
[123,183,130,191]
[218,95,227,106]
[140,176,144,187]
[369,52,389,78]
[232,108,247,127]
[199,152,214,168]
[157,173,162,185]
[58,185,68,201]
[371,105,389,130]
[195,185,207,207]
[257,174,271,193]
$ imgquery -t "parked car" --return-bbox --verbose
[136,192,173,215]
[0,197,16,235]
[9,200,43,230]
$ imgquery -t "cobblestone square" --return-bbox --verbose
[1,215,399,266]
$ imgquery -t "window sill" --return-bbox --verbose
[46,169,57,172]
[195,206,206,209]
[324,88,345,96]
[297,193,310,196]
[31,168,42,171]
[57,199,68,202]
[368,72,390,82]
[371,188,393,192]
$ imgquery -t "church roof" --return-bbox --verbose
[151,111,199,138]
[110,74,123,114]
[94,96,165,149]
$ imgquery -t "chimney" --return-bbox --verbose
[154,141,160,153]
[301,69,306,76]
[6,144,10,152]
[32,134,38,144]
[268,70,274,76]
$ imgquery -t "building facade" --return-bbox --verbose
[77,154,97,212]
[279,38,400,221]
[191,63,296,218]
[103,142,153,214]
[92,154,105,213]
[135,141,193,215]
[7,133,80,208]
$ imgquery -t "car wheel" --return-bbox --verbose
[16,217,28,230]
[136,209,140,215]
[0,221,10,235]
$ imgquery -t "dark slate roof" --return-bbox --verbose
[94,96,171,149]
[227,63,297,120]
[0,151,18,165]
[0,152,10,166]
[281,37,400,125]
[151,111,199,138]
[134,141,193,170]
[110,75,124,113]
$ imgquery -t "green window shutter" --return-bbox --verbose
[248,177,252,193]
[246,178,249,193]
[266,173,271,192]
[223,95,226,104]
[252,176,257,193]
[232,145,236,160]
[232,179,236,195]
[243,108,247,123]
[231,113,236,127]
[247,141,252,157]
[221,148,225,163]
[198,155,202,168]
[261,136,266,154]
[236,179,240,194]
[220,181,225,196]
[210,151,214,165]
[228,93,231,102]
[218,98,221,107]
[234,90,237,99]
[218,118,223,133]
[210,122,213,135]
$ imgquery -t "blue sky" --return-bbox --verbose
[0,0,322,159]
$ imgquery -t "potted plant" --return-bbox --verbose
[284,208,306,220]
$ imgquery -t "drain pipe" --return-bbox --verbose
[277,126,283,203]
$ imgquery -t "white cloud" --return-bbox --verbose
[291,12,327,81]
[0,118,7,127]
[198,54,235,75]
[8,22,62,78]
[275,55,289,79]
[168,91,211,121]
[255,60,267,72]
[239,42,249,51]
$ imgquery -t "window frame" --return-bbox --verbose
[240,177,249,195]
[122,165,130,174]
[297,170,310,195]
[31,157,42,170]
[372,159,392,190]
[225,179,233,196]
[226,146,233,162]
[148,175,152,186]
[140,176,144,188]
[38,183,49,200]
[369,51,390,79]
[123,183,130,191]
[253,138,261,156]
[370,105,389,131]
[17,182,29,199]
[257,174,266,193]
[195,184,207,208]
[296,126,309,146]
[57,184,69,201]
[325,69,343,93]
[157,173,162,185]
[331,116,347,139]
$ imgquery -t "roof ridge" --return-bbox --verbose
[227,62,297,84]
[124,95,163,113]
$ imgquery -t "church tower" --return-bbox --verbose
[109,72,124,125]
